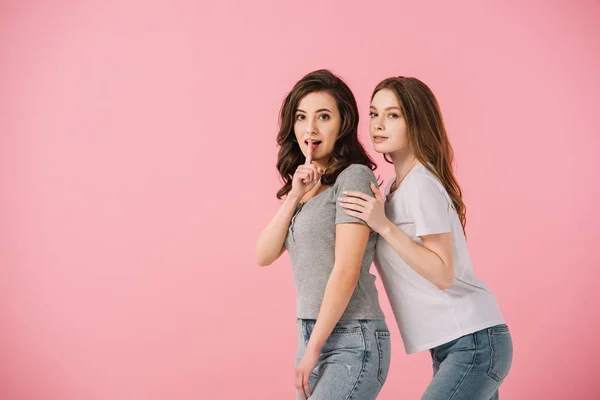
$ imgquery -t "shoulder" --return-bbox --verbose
[404,164,449,200]
[336,164,376,183]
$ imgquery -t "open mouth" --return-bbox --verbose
[305,140,322,148]
[373,136,388,143]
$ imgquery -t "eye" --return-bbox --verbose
[388,113,399,119]
[369,112,378,118]
[295,114,305,121]
[318,113,330,120]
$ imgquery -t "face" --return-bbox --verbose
[369,89,410,154]
[294,91,341,165]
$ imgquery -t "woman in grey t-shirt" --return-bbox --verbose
[255,69,390,400]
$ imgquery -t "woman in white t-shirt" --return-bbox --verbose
[339,76,513,399]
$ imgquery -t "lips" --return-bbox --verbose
[373,136,388,143]
[305,140,322,149]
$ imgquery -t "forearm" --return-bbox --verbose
[306,267,360,352]
[254,194,300,266]
[379,220,453,289]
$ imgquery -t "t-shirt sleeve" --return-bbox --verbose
[405,175,452,237]
[334,165,378,226]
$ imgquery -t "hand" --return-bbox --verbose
[339,182,390,233]
[289,139,323,200]
[295,345,319,400]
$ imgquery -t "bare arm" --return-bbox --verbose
[379,222,454,290]
[254,194,300,267]
[294,165,377,398]
[341,182,454,290]
[304,222,370,352]
[255,139,322,267]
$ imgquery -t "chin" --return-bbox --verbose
[372,143,391,154]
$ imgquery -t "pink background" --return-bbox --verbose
[1,1,599,399]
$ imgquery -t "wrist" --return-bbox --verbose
[378,219,394,237]
[285,193,302,206]
[306,339,323,354]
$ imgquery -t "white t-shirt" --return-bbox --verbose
[374,163,505,354]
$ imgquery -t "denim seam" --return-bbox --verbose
[431,348,441,364]
[448,333,478,400]
[331,327,362,334]
[375,332,389,385]
[488,325,509,334]
[346,320,368,400]
[303,320,310,347]
[486,329,503,382]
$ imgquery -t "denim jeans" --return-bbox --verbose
[422,324,513,400]
[296,319,391,399]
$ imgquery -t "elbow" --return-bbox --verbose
[336,267,360,285]
[435,268,454,291]
[255,255,273,268]
[256,258,271,267]
[254,249,272,267]
[348,272,360,285]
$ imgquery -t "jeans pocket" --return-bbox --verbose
[331,322,362,335]
[487,324,513,382]
[375,331,391,386]
[323,322,365,353]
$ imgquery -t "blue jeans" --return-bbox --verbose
[422,324,513,400]
[296,319,391,400]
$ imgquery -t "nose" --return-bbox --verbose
[373,119,384,131]
[305,119,317,135]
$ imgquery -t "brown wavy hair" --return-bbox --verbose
[276,69,377,199]
[372,77,467,233]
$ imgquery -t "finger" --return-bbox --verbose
[309,163,321,182]
[305,139,313,165]
[297,166,313,178]
[298,387,308,400]
[303,169,315,184]
[296,168,313,184]
[340,203,365,213]
[302,372,312,398]
[342,190,372,201]
[302,172,313,184]
[295,371,307,400]
[297,373,308,400]
[294,170,305,182]
[305,163,324,177]
[304,385,312,397]
[344,209,364,220]
[338,196,367,207]
[371,182,382,199]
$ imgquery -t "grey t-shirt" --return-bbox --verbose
[285,164,385,320]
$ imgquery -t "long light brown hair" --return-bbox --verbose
[373,77,467,233]
[276,69,377,199]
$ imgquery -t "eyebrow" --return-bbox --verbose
[369,106,401,111]
[296,108,332,113]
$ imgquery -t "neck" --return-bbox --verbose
[313,157,329,172]
[390,149,418,184]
